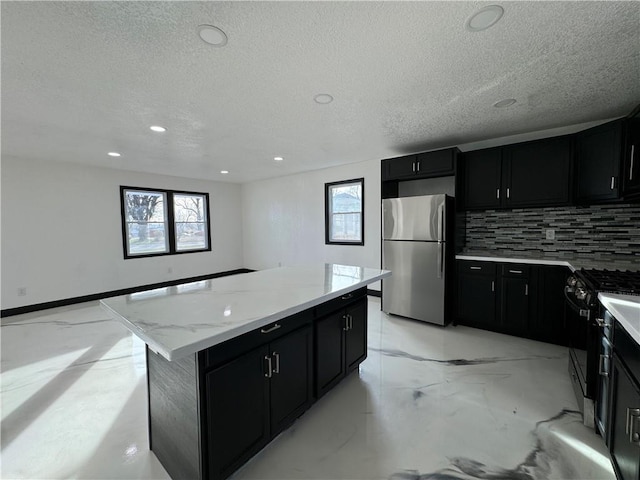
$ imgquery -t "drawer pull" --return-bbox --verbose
[260,323,281,334]
[470,266,482,270]
[341,293,354,300]
[509,269,523,274]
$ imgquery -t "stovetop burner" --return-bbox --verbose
[579,269,640,295]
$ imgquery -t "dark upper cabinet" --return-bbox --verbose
[574,120,622,204]
[461,136,571,210]
[503,135,572,208]
[622,117,640,199]
[382,148,458,182]
[463,147,502,210]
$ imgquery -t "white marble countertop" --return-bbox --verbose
[101,264,390,361]
[457,252,640,272]
[598,293,640,346]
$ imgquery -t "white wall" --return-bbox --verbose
[242,159,382,290]
[1,157,244,310]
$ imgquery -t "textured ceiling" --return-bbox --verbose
[2,1,639,183]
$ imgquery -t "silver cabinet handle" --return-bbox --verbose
[598,354,609,377]
[349,314,353,330]
[416,160,421,172]
[470,266,482,270]
[509,269,523,274]
[412,161,416,173]
[343,314,349,331]
[525,284,529,296]
[595,318,606,328]
[626,407,640,444]
[611,176,616,190]
[260,323,281,334]
[491,280,495,292]
[496,188,500,199]
[507,187,510,199]
[272,352,280,374]
[264,355,273,378]
[341,293,353,300]
[631,145,636,180]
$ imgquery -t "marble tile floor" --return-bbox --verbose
[1,298,614,480]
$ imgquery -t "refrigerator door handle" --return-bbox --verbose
[437,241,444,279]
[437,203,444,243]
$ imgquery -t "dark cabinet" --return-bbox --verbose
[457,261,497,329]
[504,136,572,208]
[574,120,622,203]
[382,148,458,182]
[315,296,368,398]
[461,136,572,210]
[622,117,640,199]
[456,260,569,346]
[610,355,640,480]
[462,147,502,210]
[206,324,313,480]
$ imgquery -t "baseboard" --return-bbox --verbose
[1,269,254,318]
[367,288,381,298]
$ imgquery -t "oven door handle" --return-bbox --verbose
[564,286,591,319]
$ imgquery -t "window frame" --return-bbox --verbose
[120,186,212,259]
[324,178,365,246]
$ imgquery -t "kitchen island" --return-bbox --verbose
[101,264,390,480]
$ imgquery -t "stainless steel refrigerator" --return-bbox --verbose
[382,194,452,325]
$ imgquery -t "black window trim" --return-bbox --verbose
[120,186,212,259]
[324,177,365,246]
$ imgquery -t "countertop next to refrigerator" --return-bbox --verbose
[457,250,640,272]
[598,293,640,346]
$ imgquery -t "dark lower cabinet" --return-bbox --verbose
[610,355,640,480]
[457,260,569,345]
[315,296,368,398]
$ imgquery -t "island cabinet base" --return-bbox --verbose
[146,287,368,480]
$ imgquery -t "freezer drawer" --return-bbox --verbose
[382,240,445,325]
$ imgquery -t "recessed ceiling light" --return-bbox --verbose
[108,152,121,157]
[197,25,228,47]
[314,94,334,104]
[150,125,166,133]
[274,156,284,161]
[220,170,229,174]
[494,98,517,108]
[465,5,504,32]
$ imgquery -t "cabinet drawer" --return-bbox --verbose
[614,321,640,384]
[203,309,313,370]
[458,260,496,276]
[314,287,367,318]
[501,264,531,278]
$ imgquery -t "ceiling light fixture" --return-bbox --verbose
[465,5,504,32]
[150,126,167,133]
[220,170,229,174]
[494,98,517,108]
[108,152,121,157]
[314,94,334,105]
[274,156,284,161]
[197,25,228,47]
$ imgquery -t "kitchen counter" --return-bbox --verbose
[101,264,390,361]
[457,250,640,272]
[599,292,640,345]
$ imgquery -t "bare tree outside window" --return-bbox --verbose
[174,194,208,251]
[123,190,168,255]
[325,178,364,245]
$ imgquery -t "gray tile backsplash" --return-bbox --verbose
[464,203,640,263]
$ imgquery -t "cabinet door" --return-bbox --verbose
[500,276,530,335]
[575,120,622,203]
[504,136,572,207]
[609,356,640,480]
[415,149,455,177]
[269,325,313,436]
[463,148,502,210]
[622,118,640,198]
[315,310,346,398]
[206,345,270,480]
[530,266,570,345]
[385,155,417,180]
[457,271,497,329]
[345,299,368,373]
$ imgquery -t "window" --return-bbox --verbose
[121,186,211,258]
[325,178,364,245]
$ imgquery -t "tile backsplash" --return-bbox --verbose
[464,203,640,262]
